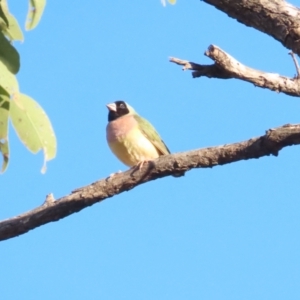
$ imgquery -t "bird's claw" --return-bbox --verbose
[137,160,147,170]
[135,160,152,171]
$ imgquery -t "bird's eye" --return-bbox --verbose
[119,103,125,109]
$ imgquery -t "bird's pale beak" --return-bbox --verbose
[106,103,117,112]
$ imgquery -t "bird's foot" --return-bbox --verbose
[130,160,151,175]
[136,160,148,170]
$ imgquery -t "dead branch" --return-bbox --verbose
[170,45,300,97]
[1,123,300,241]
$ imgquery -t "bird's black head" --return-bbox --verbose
[107,101,130,122]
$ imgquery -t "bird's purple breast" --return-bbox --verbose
[106,115,137,143]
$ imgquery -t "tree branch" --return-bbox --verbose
[203,0,300,55]
[170,44,300,97]
[1,123,300,241]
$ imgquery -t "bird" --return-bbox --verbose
[106,100,184,176]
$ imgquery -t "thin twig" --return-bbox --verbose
[289,51,300,79]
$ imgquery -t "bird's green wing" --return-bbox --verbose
[133,114,170,155]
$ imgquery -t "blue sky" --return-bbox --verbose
[1,1,300,299]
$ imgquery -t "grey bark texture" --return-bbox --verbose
[204,0,300,55]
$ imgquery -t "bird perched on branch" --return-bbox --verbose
[106,100,183,177]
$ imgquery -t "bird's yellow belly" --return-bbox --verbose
[108,130,160,167]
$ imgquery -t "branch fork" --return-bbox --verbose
[170,44,300,97]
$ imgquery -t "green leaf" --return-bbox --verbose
[0,88,9,139]
[0,31,20,74]
[0,84,10,99]
[0,0,24,41]
[0,138,9,173]
[26,0,46,31]
[3,13,24,41]
[10,93,56,173]
[0,88,10,173]
[0,59,19,96]
[0,3,9,27]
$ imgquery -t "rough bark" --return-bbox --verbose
[170,45,300,96]
[203,0,300,56]
[1,124,300,241]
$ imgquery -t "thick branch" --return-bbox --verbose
[1,123,300,241]
[170,45,300,97]
[203,0,300,55]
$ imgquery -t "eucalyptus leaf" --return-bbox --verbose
[0,31,20,74]
[0,85,10,98]
[0,59,19,96]
[0,3,9,27]
[26,0,46,31]
[10,93,56,173]
[0,137,9,173]
[0,89,9,173]
[0,0,23,41]
[0,89,9,139]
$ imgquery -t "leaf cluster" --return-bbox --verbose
[0,0,56,173]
